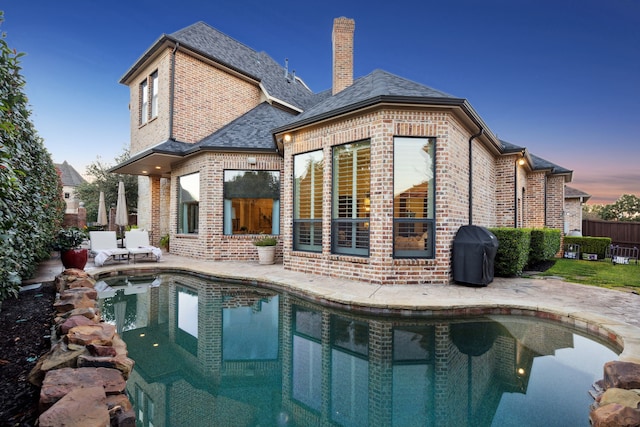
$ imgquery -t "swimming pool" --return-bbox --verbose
[96,273,619,426]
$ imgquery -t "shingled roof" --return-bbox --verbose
[278,69,462,130]
[55,161,86,187]
[565,186,591,202]
[189,102,296,153]
[500,139,572,178]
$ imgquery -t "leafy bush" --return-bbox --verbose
[253,235,278,246]
[52,228,87,251]
[529,228,561,265]
[0,13,65,301]
[564,236,611,259]
[490,227,531,277]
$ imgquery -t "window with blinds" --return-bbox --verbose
[294,151,323,251]
[332,141,370,256]
[393,137,435,258]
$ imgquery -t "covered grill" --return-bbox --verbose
[452,225,499,286]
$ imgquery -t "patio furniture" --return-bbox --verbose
[563,243,580,259]
[125,230,162,263]
[89,231,130,267]
[609,244,639,265]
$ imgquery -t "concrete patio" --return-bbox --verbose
[27,252,640,363]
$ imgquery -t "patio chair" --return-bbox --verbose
[89,231,130,267]
[125,230,162,263]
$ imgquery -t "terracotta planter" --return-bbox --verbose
[256,246,276,265]
[61,248,88,270]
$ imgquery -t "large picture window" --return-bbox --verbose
[393,137,435,258]
[178,172,199,234]
[332,141,370,256]
[223,170,280,235]
[294,151,323,251]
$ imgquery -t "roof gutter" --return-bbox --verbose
[468,128,484,225]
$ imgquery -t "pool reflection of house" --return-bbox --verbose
[99,275,576,426]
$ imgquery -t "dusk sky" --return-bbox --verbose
[2,0,638,204]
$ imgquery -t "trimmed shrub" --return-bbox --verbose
[564,236,611,259]
[529,228,562,265]
[490,228,531,277]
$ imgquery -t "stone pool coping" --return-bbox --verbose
[81,253,640,364]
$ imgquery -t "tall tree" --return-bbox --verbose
[595,194,640,222]
[76,148,138,225]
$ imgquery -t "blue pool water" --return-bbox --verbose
[96,273,619,427]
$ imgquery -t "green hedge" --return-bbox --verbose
[529,228,562,265]
[0,15,65,301]
[489,227,531,277]
[564,236,611,259]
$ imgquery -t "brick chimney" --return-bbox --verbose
[332,17,355,95]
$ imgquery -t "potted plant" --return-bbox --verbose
[53,228,88,270]
[159,234,170,252]
[253,234,278,265]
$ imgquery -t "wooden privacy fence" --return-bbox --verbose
[582,219,640,247]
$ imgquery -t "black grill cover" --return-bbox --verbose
[453,225,499,286]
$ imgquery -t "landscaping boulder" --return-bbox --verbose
[599,388,640,409]
[67,322,116,347]
[54,288,98,313]
[28,342,89,386]
[38,386,109,427]
[39,367,126,411]
[604,361,640,390]
[590,403,640,427]
[59,314,96,335]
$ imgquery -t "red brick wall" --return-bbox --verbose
[172,51,262,143]
[282,108,497,285]
[170,152,283,261]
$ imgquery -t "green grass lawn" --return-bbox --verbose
[536,258,640,291]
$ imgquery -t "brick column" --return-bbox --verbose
[150,175,161,246]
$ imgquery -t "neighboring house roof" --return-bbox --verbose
[565,186,591,202]
[55,161,86,187]
[121,21,318,111]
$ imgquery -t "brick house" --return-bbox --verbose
[113,18,575,284]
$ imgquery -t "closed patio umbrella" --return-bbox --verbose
[97,191,108,226]
[115,181,128,245]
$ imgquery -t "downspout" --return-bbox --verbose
[468,128,484,225]
[514,158,518,228]
[168,42,179,140]
[544,178,548,227]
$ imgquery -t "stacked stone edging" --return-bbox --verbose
[590,361,640,426]
[28,268,135,427]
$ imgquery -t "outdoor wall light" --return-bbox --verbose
[518,158,525,166]
[283,133,292,142]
